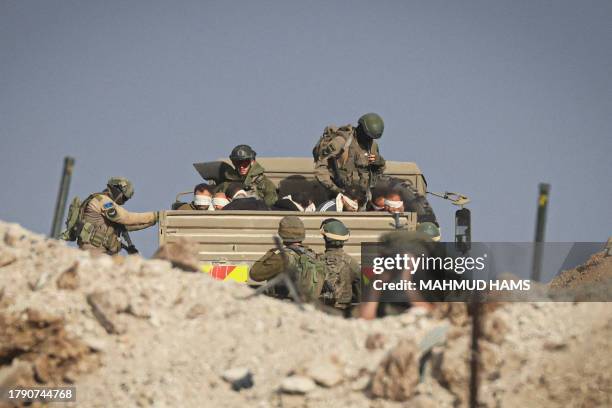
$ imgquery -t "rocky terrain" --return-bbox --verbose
[0,221,610,407]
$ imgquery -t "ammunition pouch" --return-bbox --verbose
[78,222,121,254]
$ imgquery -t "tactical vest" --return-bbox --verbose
[77,194,122,254]
[313,125,378,191]
[286,246,327,302]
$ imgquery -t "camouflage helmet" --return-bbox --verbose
[320,218,350,241]
[230,144,256,161]
[416,222,441,242]
[357,113,384,139]
[107,177,134,200]
[278,215,305,243]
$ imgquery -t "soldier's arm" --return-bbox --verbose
[124,221,157,232]
[314,158,342,195]
[250,250,283,282]
[97,196,158,227]
[261,177,278,207]
[371,143,386,173]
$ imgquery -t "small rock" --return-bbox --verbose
[0,249,17,268]
[305,361,343,387]
[222,367,254,391]
[81,336,107,352]
[543,338,567,351]
[280,376,316,394]
[87,291,126,335]
[365,332,386,350]
[185,303,207,319]
[153,238,200,272]
[351,375,370,391]
[57,262,80,290]
[4,224,28,247]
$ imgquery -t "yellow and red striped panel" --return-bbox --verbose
[200,264,250,282]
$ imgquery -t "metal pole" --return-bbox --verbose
[50,157,75,238]
[469,299,481,408]
[531,183,550,281]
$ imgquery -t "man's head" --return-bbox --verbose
[292,191,315,212]
[320,218,350,248]
[229,144,256,177]
[341,184,367,212]
[192,183,213,210]
[278,215,305,244]
[226,182,249,200]
[106,177,134,205]
[370,185,387,211]
[357,113,384,141]
[213,192,229,210]
[385,189,405,213]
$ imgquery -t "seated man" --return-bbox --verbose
[367,185,387,211]
[317,184,367,212]
[223,182,269,210]
[384,188,405,213]
[271,191,316,212]
[212,192,230,210]
[215,144,278,207]
[176,183,214,210]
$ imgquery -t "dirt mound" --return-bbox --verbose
[0,308,100,407]
[549,251,612,289]
[0,221,610,407]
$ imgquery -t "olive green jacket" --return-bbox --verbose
[216,162,278,207]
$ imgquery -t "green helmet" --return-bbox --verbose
[358,113,384,139]
[278,215,305,243]
[416,222,441,242]
[230,144,256,161]
[320,218,350,241]
[107,177,134,200]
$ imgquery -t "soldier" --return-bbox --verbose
[74,177,158,255]
[313,113,386,198]
[176,183,214,210]
[417,222,441,242]
[319,218,361,311]
[250,215,326,301]
[216,144,278,207]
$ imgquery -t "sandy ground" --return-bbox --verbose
[0,221,610,408]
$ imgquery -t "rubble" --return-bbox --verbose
[222,367,254,391]
[0,221,610,407]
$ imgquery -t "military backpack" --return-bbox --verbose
[312,125,354,165]
[287,246,327,301]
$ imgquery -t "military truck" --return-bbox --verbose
[158,157,470,282]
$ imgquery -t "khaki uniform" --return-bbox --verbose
[320,247,361,309]
[77,193,157,255]
[314,125,385,195]
[216,162,278,207]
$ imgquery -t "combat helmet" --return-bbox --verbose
[278,215,305,243]
[320,218,350,242]
[230,144,256,161]
[107,177,134,201]
[416,222,441,242]
[357,113,384,139]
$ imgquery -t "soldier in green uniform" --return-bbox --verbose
[215,144,278,207]
[313,113,386,197]
[319,218,361,312]
[72,177,158,255]
[250,215,326,301]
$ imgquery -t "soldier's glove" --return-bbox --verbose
[154,211,160,223]
[126,245,139,255]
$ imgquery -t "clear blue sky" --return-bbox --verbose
[1,0,611,256]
